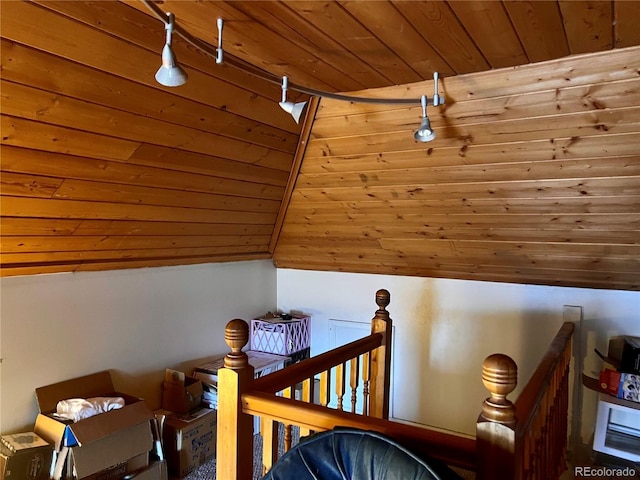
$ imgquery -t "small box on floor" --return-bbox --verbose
[0,432,52,480]
[162,369,203,414]
[157,407,216,478]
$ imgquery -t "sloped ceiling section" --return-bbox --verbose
[1,1,639,291]
[1,0,302,275]
[274,47,640,291]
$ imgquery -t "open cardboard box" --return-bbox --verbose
[34,370,154,479]
[162,376,203,414]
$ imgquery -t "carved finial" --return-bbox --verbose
[224,319,249,369]
[481,353,517,424]
[375,289,390,311]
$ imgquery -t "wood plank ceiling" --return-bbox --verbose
[1,1,639,290]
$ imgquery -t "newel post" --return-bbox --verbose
[216,319,255,480]
[369,289,392,419]
[476,353,518,480]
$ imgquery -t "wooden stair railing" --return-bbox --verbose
[250,333,383,396]
[476,322,575,480]
[217,292,575,480]
[217,289,393,479]
[242,391,477,468]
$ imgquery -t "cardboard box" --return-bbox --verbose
[158,407,216,477]
[132,460,167,480]
[192,352,288,435]
[79,452,148,480]
[162,377,203,414]
[193,350,289,386]
[0,433,52,480]
[79,456,167,480]
[33,371,154,479]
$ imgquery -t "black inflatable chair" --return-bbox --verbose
[261,428,464,480]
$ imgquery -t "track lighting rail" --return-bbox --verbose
[143,0,444,141]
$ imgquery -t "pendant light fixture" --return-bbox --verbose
[279,76,309,124]
[155,12,188,87]
[414,73,442,142]
[414,95,435,142]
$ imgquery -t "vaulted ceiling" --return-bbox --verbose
[1,1,639,290]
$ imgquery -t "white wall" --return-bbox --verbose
[2,262,637,442]
[0,260,277,433]
[276,269,640,437]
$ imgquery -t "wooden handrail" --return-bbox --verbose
[252,332,384,393]
[515,322,575,433]
[242,391,477,470]
[476,321,575,480]
[218,291,575,480]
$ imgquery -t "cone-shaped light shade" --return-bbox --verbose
[155,13,187,87]
[279,76,308,124]
[414,116,435,142]
[155,44,188,87]
[279,101,308,124]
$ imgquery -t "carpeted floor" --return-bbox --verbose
[179,434,265,480]
[179,427,477,480]
[181,426,299,480]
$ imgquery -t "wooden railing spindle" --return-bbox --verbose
[362,351,370,415]
[350,356,359,413]
[261,417,278,476]
[282,387,293,452]
[319,370,330,407]
[523,431,532,480]
[300,378,313,437]
[558,363,570,477]
[302,377,312,403]
[336,362,345,411]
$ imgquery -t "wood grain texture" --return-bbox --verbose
[275,46,640,290]
[1,0,638,288]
